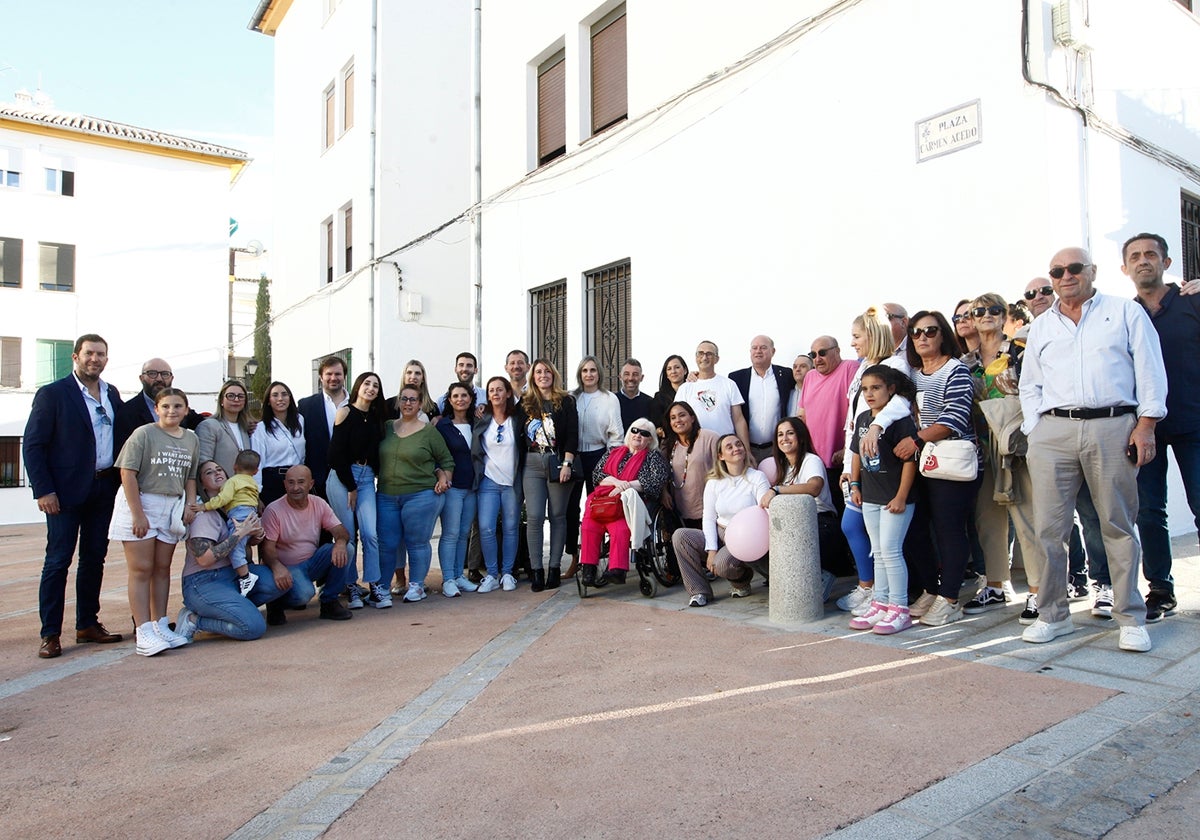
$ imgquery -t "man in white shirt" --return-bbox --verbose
[505,349,530,394]
[676,340,751,454]
[1019,246,1166,653]
[729,335,794,465]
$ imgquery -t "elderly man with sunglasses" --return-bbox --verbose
[798,336,860,500]
[1018,246,1167,653]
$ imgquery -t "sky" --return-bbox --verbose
[0,0,275,247]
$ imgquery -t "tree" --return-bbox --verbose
[250,276,272,408]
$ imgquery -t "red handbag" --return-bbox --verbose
[586,489,624,524]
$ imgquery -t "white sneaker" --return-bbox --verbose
[402,583,426,603]
[1022,616,1075,644]
[1091,584,1114,618]
[155,616,190,648]
[477,574,500,593]
[455,575,479,592]
[136,622,169,657]
[500,573,517,591]
[909,592,938,618]
[918,596,963,627]
[175,607,199,643]
[836,585,873,613]
[442,579,461,598]
[1118,625,1152,652]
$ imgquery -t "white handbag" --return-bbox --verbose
[919,439,979,482]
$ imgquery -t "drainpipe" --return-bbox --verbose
[368,0,379,371]
[471,0,483,372]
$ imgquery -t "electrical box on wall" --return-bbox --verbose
[402,291,423,320]
[1052,0,1091,50]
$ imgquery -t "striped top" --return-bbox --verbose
[912,358,976,444]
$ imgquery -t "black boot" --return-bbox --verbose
[605,568,627,585]
[266,601,287,626]
[546,566,561,589]
[581,564,597,586]
[531,569,546,592]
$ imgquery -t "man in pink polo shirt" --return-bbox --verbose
[799,335,859,489]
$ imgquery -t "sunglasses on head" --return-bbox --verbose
[910,325,941,338]
[1024,285,1054,300]
[1048,262,1090,280]
[806,347,836,359]
[970,304,1006,318]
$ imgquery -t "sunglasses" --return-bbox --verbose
[629,427,654,438]
[1048,262,1091,280]
[970,304,1006,318]
[910,325,941,338]
[1024,285,1054,300]
[398,396,420,403]
[951,314,968,324]
[496,422,506,443]
[806,347,836,359]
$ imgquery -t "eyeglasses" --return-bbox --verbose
[806,347,836,359]
[696,351,716,358]
[141,370,173,379]
[886,312,907,322]
[398,396,420,403]
[224,393,246,401]
[970,304,1006,319]
[1048,262,1091,280]
[910,325,941,338]
[1024,285,1054,300]
[95,405,112,426]
[629,427,653,438]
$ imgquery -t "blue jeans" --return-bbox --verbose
[437,487,477,582]
[477,476,521,577]
[840,503,873,581]
[377,488,443,586]
[39,473,118,637]
[326,464,380,583]
[226,504,257,571]
[279,543,351,607]
[1136,428,1200,594]
[182,563,283,641]
[862,502,915,606]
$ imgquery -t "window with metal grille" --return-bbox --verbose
[529,280,568,379]
[537,51,566,166]
[1,237,21,287]
[1183,192,1200,282]
[38,242,75,292]
[1,337,19,388]
[311,349,352,395]
[0,436,22,487]
[591,7,627,136]
[583,259,632,392]
[36,338,72,385]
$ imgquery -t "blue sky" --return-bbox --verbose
[1,1,276,245]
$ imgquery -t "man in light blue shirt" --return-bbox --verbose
[1019,246,1167,653]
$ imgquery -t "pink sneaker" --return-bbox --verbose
[873,606,913,635]
[849,601,889,630]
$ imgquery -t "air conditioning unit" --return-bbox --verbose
[1051,0,1090,50]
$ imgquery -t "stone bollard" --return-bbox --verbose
[768,494,824,624]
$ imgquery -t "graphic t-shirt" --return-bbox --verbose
[116,424,200,496]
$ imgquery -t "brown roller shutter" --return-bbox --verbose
[537,56,566,165]
[591,13,627,135]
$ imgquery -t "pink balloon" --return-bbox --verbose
[724,505,770,562]
[757,458,778,484]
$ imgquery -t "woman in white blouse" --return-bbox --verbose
[563,356,623,577]
[249,381,306,505]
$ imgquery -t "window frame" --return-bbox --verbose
[323,83,336,151]
[35,338,73,386]
[0,436,24,488]
[38,241,75,293]
[0,237,21,288]
[583,258,632,392]
[536,51,567,167]
[1,336,20,388]
[590,5,628,137]
[529,279,569,379]
[343,64,355,133]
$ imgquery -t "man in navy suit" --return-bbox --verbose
[23,334,125,658]
[297,355,348,500]
[729,335,795,465]
[113,357,204,454]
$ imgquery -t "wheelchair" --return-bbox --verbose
[576,504,682,599]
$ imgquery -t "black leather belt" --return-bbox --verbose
[94,467,116,480]
[1045,406,1136,420]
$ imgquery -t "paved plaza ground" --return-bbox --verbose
[1,523,1197,839]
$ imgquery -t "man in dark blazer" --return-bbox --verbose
[297,355,348,499]
[23,334,125,659]
[113,357,205,454]
[729,335,795,465]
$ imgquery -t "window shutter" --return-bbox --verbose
[537,56,566,165]
[591,13,627,135]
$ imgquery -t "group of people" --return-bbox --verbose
[24,233,1195,659]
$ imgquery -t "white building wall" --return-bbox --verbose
[266,0,472,398]
[0,128,236,523]
[477,0,1200,533]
